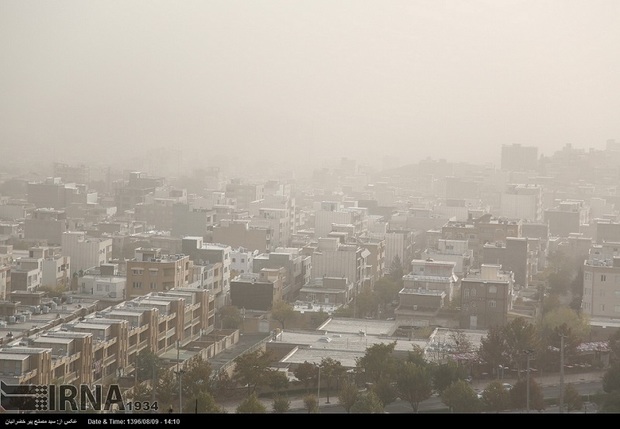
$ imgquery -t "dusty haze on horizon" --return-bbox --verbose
[1,1,619,177]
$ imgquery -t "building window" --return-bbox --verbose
[471,288,476,297]
[601,275,607,282]
[601,304,605,312]
[584,272,591,281]
[489,285,497,294]
[464,290,470,298]
[241,259,245,263]
[489,300,496,308]
[150,282,157,290]
[232,258,236,263]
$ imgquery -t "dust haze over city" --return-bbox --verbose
[1,0,619,178]
[3,0,620,416]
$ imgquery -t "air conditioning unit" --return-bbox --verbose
[413,305,418,311]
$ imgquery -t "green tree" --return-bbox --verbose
[236,393,267,414]
[355,341,398,385]
[478,324,508,378]
[481,380,511,413]
[564,383,583,412]
[219,305,243,329]
[432,360,468,394]
[267,369,289,394]
[374,277,401,307]
[601,390,620,413]
[232,349,274,396]
[503,317,539,377]
[540,307,590,350]
[272,395,290,413]
[510,378,545,411]
[395,361,433,413]
[603,361,620,393]
[183,391,223,413]
[294,361,317,393]
[153,369,177,411]
[303,394,318,413]
[608,329,620,364]
[350,390,384,413]
[136,349,165,383]
[181,356,213,400]
[270,300,297,331]
[372,378,398,408]
[338,380,359,413]
[319,357,345,404]
[440,380,481,413]
[388,255,404,284]
[355,286,379,318]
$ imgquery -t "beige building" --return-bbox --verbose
[125,248,191,299]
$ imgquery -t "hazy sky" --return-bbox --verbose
[1,1,619,174]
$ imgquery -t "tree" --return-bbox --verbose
[355,286,379,318]
[236,393,267,414]
[395,361,433,413]
[481,380,511,413]
[128,381,153,406]
[388,255,404,284]
[479,324,508,378]
[319,357,345,404]
[374,277,401,307]
[232,349,274,396]
[502,317,539,376]
[350,390,384,413]
[294,361,317,393]
[440,380,481,413]
[510,378,545,411]
[355,341,398,385]
[338,380,359,413]
[153,369,177,411]
[603,361,620,393]
[432,361,468,394]
[540,307,590,352]
[183,391,223,413]
[267,369,289,394]
[136,349,165,383]
[181,356,213,400]
[272,395,290,413]
[303,394,318,413]
[449,329,473,355]
[219,305,243,329]
[372,378,398,408]
[270,300,297,331]
[564,383,583,412]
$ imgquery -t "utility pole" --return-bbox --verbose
[317,366,321,413]
[524,349,533,413]
[177,339,183,413]
[559,334,566,413]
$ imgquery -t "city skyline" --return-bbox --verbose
[1,1,619,174]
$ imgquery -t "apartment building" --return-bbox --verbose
[61,231,112,275]
[301,237,369,299]
[230,269,285,311]
[28,246,71,289]
[212,220,271,253]
[253,247,311,302]
[125,248,191,299]
[581,242,620,320]
[181,237,231,308]
[406,259,459,303]
[24,208,68,246]
[460,264,515,330]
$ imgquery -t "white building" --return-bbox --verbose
[500,184,543,222]
[61,231,112,275]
